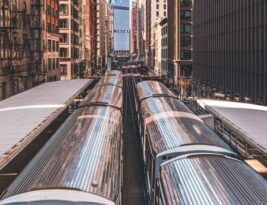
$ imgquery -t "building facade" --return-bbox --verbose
[90,0,97,74]
[145,0,151,65]
[96,0,107,69]
[168,0,193,97]
[0,0,60,101]
[45,0,60,82]
[130,1,137,55]
[59,0,81,80]
[79,0,93,77]
[110,0,130,55]
[150,0,167,68]
[108,3,114,53]
[136,0,145,62]
[153,22,161,75]
[105,2,113,65]
[194,0,267,105]
[160,18,168,77]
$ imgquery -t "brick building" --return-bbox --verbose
[59,0,81,80]
[45,0,60,82]
[0,0,60,100]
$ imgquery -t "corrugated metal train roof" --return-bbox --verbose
[137,81,175,102]
[97,74,123,88]
[161,155,267,205]
[141,97,231,154]
[1,76,123,202]
[2,106,122,201]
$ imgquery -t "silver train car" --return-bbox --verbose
[136,81,240,204]
[97,71,123,88]
[159,154,267,205]
[0,72,123,205]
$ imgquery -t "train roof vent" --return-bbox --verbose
[92,180,98,187]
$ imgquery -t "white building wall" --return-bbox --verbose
[150,0,167,46]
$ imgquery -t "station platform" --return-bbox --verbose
[197,99,267,159]
[0,80,92,194]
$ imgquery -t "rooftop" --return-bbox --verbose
[197,99,267,157]
[0,79,92,169]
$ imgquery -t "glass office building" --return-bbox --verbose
[110,0,130,52]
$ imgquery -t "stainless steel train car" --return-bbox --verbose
[105,70,122,77]
[136,81,241,204]
[0,72,123,205]
[97,71,123,88]
[159,154,267,205]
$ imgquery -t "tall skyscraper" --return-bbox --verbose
[130,1,137,55]
[110,0,130,54]
[136,0,146,61]
[168,0,193,96]
[193,0,267,105]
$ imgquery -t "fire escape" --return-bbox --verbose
[28,0,44,82]
[0,0,25,75]
[0,0,45,87]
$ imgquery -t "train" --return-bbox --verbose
[136,80,267,205]
[1,74,267,205]
[0,71,124,205]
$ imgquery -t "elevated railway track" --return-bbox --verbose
[122,69,147,205]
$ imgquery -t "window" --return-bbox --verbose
[47,5,51,16]
[181,0,192,7]
[181,50,192,60]
[52,58,55,69]
[60,48,68,58]
[13,80,19,95]
[1,82,6,100]
[60,33,68,43]
[181,65,192,77]
[59,19,68,28]
[181,24,192,33]
[56,42,59,51]
[0,33,5,59]
[59,4,68,15]
[181,10,192,20]
[52,41,56,51]
[181,37,192,46]
[48,58,52,70]
[56,58,59,68]
[48,40,52,51]
[60,64,67,75]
